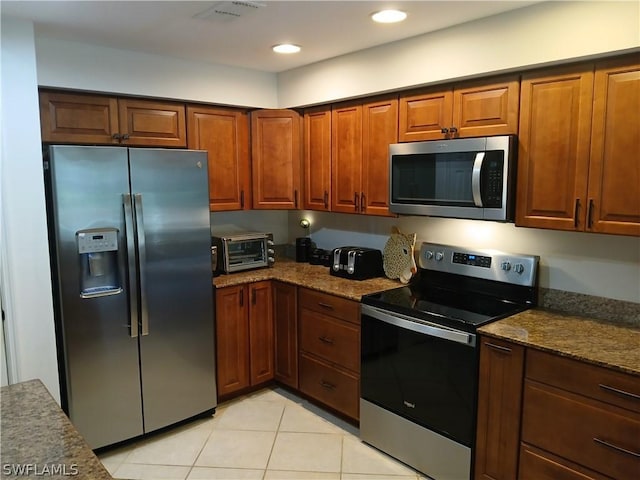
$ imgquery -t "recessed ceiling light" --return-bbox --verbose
[272,43,301,54]
[371,9,407,24]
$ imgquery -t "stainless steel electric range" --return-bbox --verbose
[360,242,539,480]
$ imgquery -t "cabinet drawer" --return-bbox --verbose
[299,308,359,372]
[519,443,610,480]
[526,349,640,413]
[299,353,359,419]
[522,380,640,479]
[298,288,360,324]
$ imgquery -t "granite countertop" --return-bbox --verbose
[0,379,112,480]
[479,309,640,376]
[214,258,400,301]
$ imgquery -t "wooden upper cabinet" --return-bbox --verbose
[117,98,186,147]
[399,76,519,142]
[187,105,250,211]
[332,96,397,216]
[39,91,119,144]
[516,64,594,231]
[332,102,363,213]
[39,90,187,147]
[251,109,302,209]
[452,77,520,138]
[303,106,332,211]
[399,89,453,142]
[362,96,398,216]
[517,56,639,236]
[587,58,640,236]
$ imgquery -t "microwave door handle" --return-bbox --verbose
[472,152,485,207]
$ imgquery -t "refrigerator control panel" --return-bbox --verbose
[77,228,119,253]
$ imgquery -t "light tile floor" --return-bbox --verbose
[98,387,428,480]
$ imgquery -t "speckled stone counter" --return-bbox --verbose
[479,309,640,376]
[1,379,112,480]
[214,259,400,301]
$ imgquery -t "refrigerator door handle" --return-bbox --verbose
[123,193,139,338]
[134,193,150,336]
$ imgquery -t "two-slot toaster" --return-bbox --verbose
[329,246,384,281]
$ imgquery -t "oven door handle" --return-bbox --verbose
[362,304,476,347]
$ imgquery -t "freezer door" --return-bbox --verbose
[129,149,216,433]
[47,145,143,449]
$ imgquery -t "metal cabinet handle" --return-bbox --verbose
[112,133,122,141]
[484,342,512,353]
[318,336,334,345]
[440,127,449,134]
[599,383,640,401]
[324,190,329,209]
[239,288,244,307]
[318,302,334,310]
[134,194,149,336]
[294,189,298,208]
[361,192,366,212]
[587,198,594,229]
[121,134,130,141]
[320,380,336,390]
[240,190,245,208]
[449,126,458,134]
[593,437,640,458]
[123,194,138,338]
[574,199,580,228]
[354,192,359,212]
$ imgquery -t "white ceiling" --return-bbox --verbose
[1,1,540,73]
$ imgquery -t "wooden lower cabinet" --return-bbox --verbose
[215,281,273,398]
[273,281,298,388]
[298,287,360,420]
[519,444,610,480]
[475,336,525,480]
[520,349,640,480]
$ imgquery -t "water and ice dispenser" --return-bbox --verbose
[77,228,122,298]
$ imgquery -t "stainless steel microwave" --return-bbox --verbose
[389,135,517,221]
[211,232,275,274]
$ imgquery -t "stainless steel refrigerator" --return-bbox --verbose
[45,145,216,449]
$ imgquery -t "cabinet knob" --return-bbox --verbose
[440,127,449,134]
[449,126,458,134]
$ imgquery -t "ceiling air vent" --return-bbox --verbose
[193,1,266,23]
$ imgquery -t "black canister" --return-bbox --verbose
[296,237,312,262]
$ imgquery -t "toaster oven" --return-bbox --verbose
[212,232,275,274]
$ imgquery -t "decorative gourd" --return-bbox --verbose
[383,227,417,284]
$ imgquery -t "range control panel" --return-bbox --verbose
[419,242,539,287]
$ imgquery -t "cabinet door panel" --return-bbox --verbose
[39,91,119,144]
[251,110,302,209]
[215,286,250,397]
[516,66,594,230]
[273,282,298,388]
[249,281,274,385]
[303,107,332,211]
[362,96,398,217]
[475,338,525,480]
[519,443,611,480]
[332,103,363,213]
[187,106,250,211]
[588,60,640,235]
[118,99,186,147]
[453,77,520,137]
[399,89,453,141]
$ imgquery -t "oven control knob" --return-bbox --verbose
[435,252,444,261]
[513,263,525,274]
[501,261,511,271]
[425,250,434,260]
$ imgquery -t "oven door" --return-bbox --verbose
[360,304,478,447]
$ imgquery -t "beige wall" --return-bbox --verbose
[278,1,640,107]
